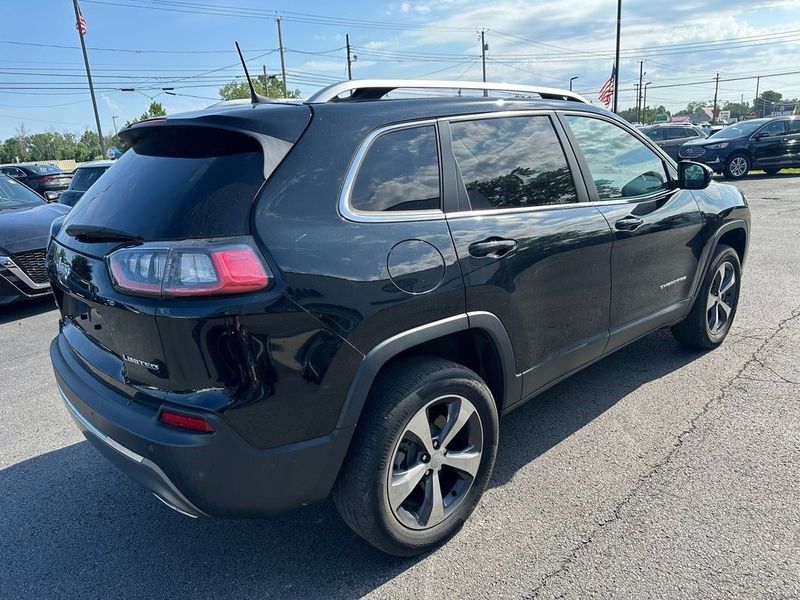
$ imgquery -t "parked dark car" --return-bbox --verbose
[48,79,750,556]
[680,116,800,178]
[640,123,707,161]
[58,160,114,208]
[0,164,71,197]
[0,175,69,304]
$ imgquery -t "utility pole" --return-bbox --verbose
[276,17,287,98]
[480,29,488,97]
[643,82,651,123]
[637,60,644,123]
[712,72,720,125]
[262,64,268,92]
[633,83,639,122]
[112,115,118,135]
[346,33,353,80]
[755,75,761,117]
[72,0,105,157]
[612,0,622,113]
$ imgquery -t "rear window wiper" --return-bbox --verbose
[65,224,143,243]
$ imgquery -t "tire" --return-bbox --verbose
[723,153,751,179]
[671,244,741,349]
[763,168,780,176]
[333,357,499,556]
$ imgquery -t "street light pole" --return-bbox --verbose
[643,82,651,123]
[569,76,578,91]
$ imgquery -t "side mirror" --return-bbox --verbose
[43,191,60,202]
[754,131,770,139]
[678,161,713,190]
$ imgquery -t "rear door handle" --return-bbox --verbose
[468,238,517,258]
[614,216,644,231]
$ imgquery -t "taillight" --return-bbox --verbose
[38,176,55,183]
[159,409,215,433]
[107,237,272,298]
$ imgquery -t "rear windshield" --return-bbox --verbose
[64,126,265,240]
[27,164,62,175]
[69,166,109,191]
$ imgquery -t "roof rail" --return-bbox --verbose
[306,79,590,104]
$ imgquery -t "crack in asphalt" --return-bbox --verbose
[524,307,800,599]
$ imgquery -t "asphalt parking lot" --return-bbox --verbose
[1,174,798,599]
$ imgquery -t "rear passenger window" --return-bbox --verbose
[789,120,800,134]
[667,128,688,140]
[351,126,440,212]
[564,115,668,200]
[450,116,577,210]
[644,129,663,141]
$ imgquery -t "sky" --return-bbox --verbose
[1,0,799,139]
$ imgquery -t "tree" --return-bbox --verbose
[77,130,102,161]
[722,101,751,120]
[218,74,300,100]
[123,101,167,129]
[674,100,708,117]
[755,90,783,118]
[0,136,28,163]
[617,105,669,125]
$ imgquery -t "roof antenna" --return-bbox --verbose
[235,41,266,104]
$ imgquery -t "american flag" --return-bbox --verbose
[76,3,87,36]
[597,66,615,108]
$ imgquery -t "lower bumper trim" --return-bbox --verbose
[58,385,207,518]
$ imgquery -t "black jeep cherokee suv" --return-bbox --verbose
[48,80,750,556]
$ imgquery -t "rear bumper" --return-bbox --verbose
[51,335,355,518]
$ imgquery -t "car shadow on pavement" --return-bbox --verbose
[0,296,56,325]
[0,329,702,599]
[490,329,697,487]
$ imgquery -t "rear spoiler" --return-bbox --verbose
[119,104,312,180]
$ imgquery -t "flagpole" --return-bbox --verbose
[72,0,105,157]
[612,0,622,114]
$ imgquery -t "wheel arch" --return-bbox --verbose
[335,312,521,430]
[687,219,749,308]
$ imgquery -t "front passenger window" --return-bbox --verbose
[756,121,787,137]
[564,115,668,200]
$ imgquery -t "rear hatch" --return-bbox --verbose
[49,104,311,402]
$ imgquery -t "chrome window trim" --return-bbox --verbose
[445,196,661,219]
[445,108,553,122]
[339,119,446,223]
[446,202,587,219]
[0,255,50,290]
